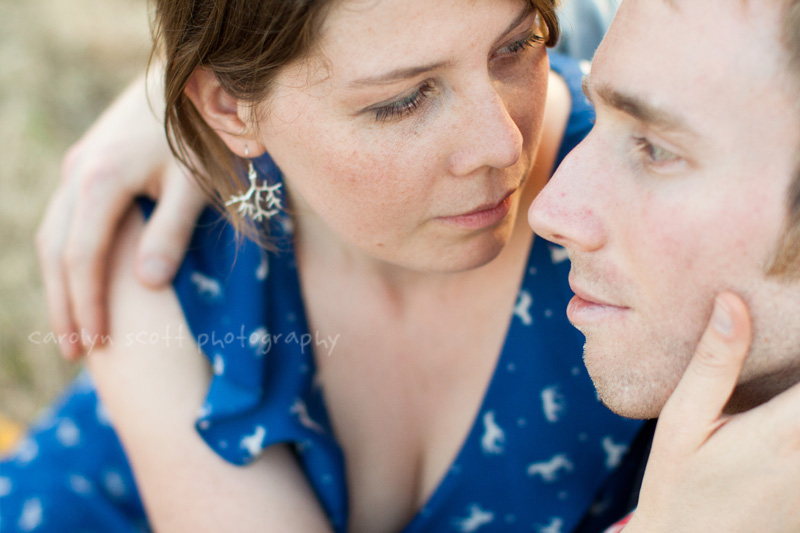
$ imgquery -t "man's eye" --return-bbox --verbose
[648,144,678,163]
[634,137,679,164]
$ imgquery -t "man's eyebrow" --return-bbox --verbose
[582,74,691,132]
[349,5,534,87]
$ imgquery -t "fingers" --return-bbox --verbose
[36,186,81,359]
[136,162,208,287]
[69,153,150,340]
[36,74,173,360]
[660,292,752,440]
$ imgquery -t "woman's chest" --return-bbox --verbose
[293,246,532,531]
[310,305,512,533]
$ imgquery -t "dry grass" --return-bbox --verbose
[0,0,151,424]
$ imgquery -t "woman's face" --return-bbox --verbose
[254,0,550,272]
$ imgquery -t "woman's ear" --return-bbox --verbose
[184,68,262,157]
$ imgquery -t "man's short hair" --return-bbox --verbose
[768,0,800,278]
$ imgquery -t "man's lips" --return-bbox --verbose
[569,281,620,307]
[567,280,629,324]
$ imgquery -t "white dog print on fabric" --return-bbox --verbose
[480,411,505,455]
[513,290,534,326]
[256,252,269,281]
[95,401,112,426]
[18,497,43,532]
[549,245,570,264]
[249,326,269,357]
[0,476,12,497]
[13,438,38,465]
[213,354,225,376]
[240,425,267,459]
[453,504,495,532]
[103,470,128,499]
[189,272,222,301]
[68,474,93,496]
[196,403,212,421]
[537,516,565,533]
[290,398,325,434]
[55,418,80,448]
[527,453,574,482]
[541,385,566,423]
[601,436,629,470]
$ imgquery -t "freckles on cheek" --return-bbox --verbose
[316,142,415,213]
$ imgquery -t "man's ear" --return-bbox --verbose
[184,68,262,157]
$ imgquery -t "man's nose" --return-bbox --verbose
[528,138,607,252]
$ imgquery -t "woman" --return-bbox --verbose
[6,0,798,532]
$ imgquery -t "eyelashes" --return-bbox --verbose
[632,136,679,165]
[496,31,545,56]
[373,81,437,122]
[370,30,544,123]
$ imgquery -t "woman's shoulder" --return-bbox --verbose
[84,209,333,532]
[86,207,213,433]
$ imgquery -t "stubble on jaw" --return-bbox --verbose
[584,284,800,419]
[580,324,698,420]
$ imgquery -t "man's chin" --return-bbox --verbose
[595,390,664,420]
[584,354,670,419]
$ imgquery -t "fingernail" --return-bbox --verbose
[712,296,733,338]
[140,257,172,285]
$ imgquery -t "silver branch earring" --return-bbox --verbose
[225,147,283,222]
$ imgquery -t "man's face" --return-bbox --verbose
[529,0,800,418]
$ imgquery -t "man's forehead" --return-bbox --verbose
[590,0,796,145]
[598,0,787,93]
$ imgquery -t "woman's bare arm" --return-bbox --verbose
[86,208,331,532]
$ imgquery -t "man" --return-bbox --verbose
[530,0,800,529]
[531,0,800,418]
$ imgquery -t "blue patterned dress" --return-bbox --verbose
[0,53,649,533]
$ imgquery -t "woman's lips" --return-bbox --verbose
[437,191,515,230]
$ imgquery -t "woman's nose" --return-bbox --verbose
[447,85,523,176]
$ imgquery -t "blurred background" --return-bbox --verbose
[0,0,152,438]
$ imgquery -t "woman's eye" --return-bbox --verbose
[495,31,545,58]
[372,81,436,122]
[634,137,680,165]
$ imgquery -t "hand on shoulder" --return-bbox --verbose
[37,72,207,360]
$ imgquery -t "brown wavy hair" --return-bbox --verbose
[150,0,561,243]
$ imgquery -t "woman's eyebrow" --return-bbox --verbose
[349,4,533,87]
[349,60,452,87]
